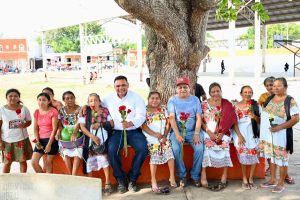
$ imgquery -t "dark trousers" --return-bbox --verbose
[107,129,148,183]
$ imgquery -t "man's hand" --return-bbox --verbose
[193,134,201,145]
[121,121,134,129]
[175,134,184,144]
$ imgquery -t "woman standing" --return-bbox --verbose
[57,91,82,175]
[167,77,203,187]
[200,82,245,191]
[31,92,59,173]
[258,76,275,106]
[232,86,260,189]
[0,89,33,173]
[259,77,299,193]
[141,91,176,194]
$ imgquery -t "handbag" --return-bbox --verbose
[89,123,106,154]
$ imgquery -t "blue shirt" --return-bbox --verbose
[167,95,202,134]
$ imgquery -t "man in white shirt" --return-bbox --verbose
[102,75,148,193]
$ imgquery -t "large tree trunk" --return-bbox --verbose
[115,0,214,104]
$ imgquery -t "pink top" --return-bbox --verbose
[34,107,58,139]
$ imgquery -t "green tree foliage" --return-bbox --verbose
[216,0,269,22]
[45,22,107,53]
[239,23,300,49]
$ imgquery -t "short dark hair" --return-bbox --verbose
[42,87,54,95]
[114,75,128,83]
[209,82,221,94]
[263,76,275,86]
[62,91,75,100]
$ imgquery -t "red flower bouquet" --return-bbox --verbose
[178,112,190,159]
[119,105,132,157]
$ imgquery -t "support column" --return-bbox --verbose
[262,24,267,73]
[136,20,143,82]
[228,1,236,84]
[80,23,87,85]
[254,0,261,78]
[41,31,47,81]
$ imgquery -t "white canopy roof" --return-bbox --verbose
[1,0,128,36]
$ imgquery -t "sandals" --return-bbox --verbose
[260,181,277,188]
[249,182,258,189]
[242,182,250,190]
[210,181,228,192]
[285,176,295,184]
[152,187,170,195]
[103,184,113,195]
[272,185,285,193]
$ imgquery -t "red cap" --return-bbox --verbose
[176,77,190,86]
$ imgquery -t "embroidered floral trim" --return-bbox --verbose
[202,155,233,168]
[204,138,229,151]
[145,106,166,125]
[237,147,257,156]
[237,154,259,165]
[148,140,172,155]
[259,140,288,161]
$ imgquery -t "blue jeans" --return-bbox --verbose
[107,129,148,183]
[170,131,204,181]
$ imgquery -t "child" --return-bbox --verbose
[31,92,59,173]
[141,91,176,194]
[0,89,33,173]
[79,93,113,195]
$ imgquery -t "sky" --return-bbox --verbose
[0,0,127,37]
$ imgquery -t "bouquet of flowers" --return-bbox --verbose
[178,112,190,159]
[119,105,132,157]
[247,100,254,113]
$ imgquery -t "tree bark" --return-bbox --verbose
[114,0,215,104]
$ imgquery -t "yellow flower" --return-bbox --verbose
[153,115,160,121]
[153,144,159,151]
[269,113,274,118]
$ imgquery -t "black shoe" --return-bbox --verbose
[180,178,187,187]
[192,180,201,188]
[117,182,127,194]
[128,181,139,192]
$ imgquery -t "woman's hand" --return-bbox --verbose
[160,137,167,144]
[71,133,77,142]
[207,130,216,141]
[193,134,201,145]
[92,122,101,130]
[55,133,60,141]
[92,135,100,145]
[155,132,163,140]
[270,125,281,133]
[238,135,246,146]
[44,144,51,154]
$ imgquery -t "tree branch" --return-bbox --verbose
[115,0,189,67]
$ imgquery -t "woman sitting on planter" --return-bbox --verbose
[79,93,114,195]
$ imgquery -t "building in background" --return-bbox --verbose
[0,39,28,72]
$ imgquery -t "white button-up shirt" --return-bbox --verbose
[102,90,146,131]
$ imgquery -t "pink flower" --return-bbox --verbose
[216,106,221,111]
[63,120,69,125]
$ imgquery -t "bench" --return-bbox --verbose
[52,143,265,185]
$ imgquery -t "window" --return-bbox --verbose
[6,45,9,50]
[19,44,25,51]
[0,45,3,51]
[13,45,17,50]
